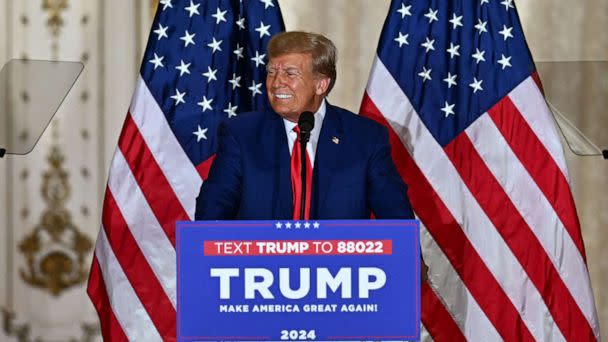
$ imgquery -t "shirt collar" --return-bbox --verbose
[282,99,327,164]
[282,99,326,133]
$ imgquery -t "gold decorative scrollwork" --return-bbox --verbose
[41,0,68,37]
[18,146,93,296]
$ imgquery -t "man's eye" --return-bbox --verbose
[267,70,276,76]
[287,71,298,77]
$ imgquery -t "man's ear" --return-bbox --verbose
[314,77,331,96]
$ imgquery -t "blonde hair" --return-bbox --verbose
[268,31,337,94]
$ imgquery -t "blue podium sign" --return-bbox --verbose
[177,220,420,341]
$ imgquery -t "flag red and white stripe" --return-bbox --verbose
[88,78,201,341]
[360,56,600,341]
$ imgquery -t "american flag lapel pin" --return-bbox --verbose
[332,136,339,144]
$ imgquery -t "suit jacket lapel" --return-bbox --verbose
[267,113,293,219]
[312,104,343,218]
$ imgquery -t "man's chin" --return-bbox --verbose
[272,108,299,122]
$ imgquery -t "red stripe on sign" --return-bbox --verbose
[421,282,466,342]
[87,257,130,342]
[360,94,535,342]
[102,189,177,340]
[444,132,596,342]
[118,112,190,246]
[488,96,586,261]
[203,240,393,256]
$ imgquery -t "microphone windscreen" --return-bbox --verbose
[298,111,315,132]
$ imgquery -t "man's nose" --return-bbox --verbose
[270,72,286,88]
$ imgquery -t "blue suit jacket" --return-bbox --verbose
[195,104,414,220]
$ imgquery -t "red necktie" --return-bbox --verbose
[291,126,313,220]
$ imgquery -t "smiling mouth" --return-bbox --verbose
[273,94,292,99]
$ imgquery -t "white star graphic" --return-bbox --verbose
[197,96,213,112]
[224,102,238,118]
[251,51,266,67]
[229,73,242,89]
[185,0,200,17]
[397,3,412,18]
[501,0,514,11]
[472,48,486,64]
[255,21,271,38]
[447,43,460,58]
[475,19,488,34]
[171,89,186,105]
[469,77,484,93]
[313,222,320,229]
[160,0,173,11]
[180,30,196,47]
[259,0,274,9]
[304,222,311,229]
[418,66,432,82]
[248,81,263,97]
[275,222,282,229]
[148,53,164,69]
[285,222,292,229]
[233,44,244,59]
[499,25,514,41]
[497,54,512,69]
[207,37,222,53]
[394,32,409,47]
[202,66,218,83]
[481,0,489,4]
[295,222,301,229]
[212,7,227,24]
[175,59,191,76]
[236,16,246,30]
[193,125,208,142]
[421,37,435,53]
[424,8,439,23]
[443,72,457,88]
[153,23,169,40]
[441,101,456,118]
[449,13,463,29]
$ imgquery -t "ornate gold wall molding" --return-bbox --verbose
[42,0,68,37]
[18,144,92,296]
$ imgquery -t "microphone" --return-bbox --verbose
[298,111,315,144]
[297,111,315,219]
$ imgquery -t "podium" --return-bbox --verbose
[177,220,421,341]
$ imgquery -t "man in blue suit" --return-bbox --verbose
[195,31,414,221]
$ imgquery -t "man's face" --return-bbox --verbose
[266,53,330,122]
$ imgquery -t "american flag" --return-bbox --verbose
[87,0,284,340]
[360,0,600,341]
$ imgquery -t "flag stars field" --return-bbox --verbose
[397,3,412,18]
[149,53,164,69]
[193,125,208,142]
[207,37,222,53]
[394,32,409,47]
[154,23,169,40]
[180,30,196,47]
[184,0,200,17]
[197,96,213,112]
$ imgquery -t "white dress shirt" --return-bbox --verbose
[282,99,326,166]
